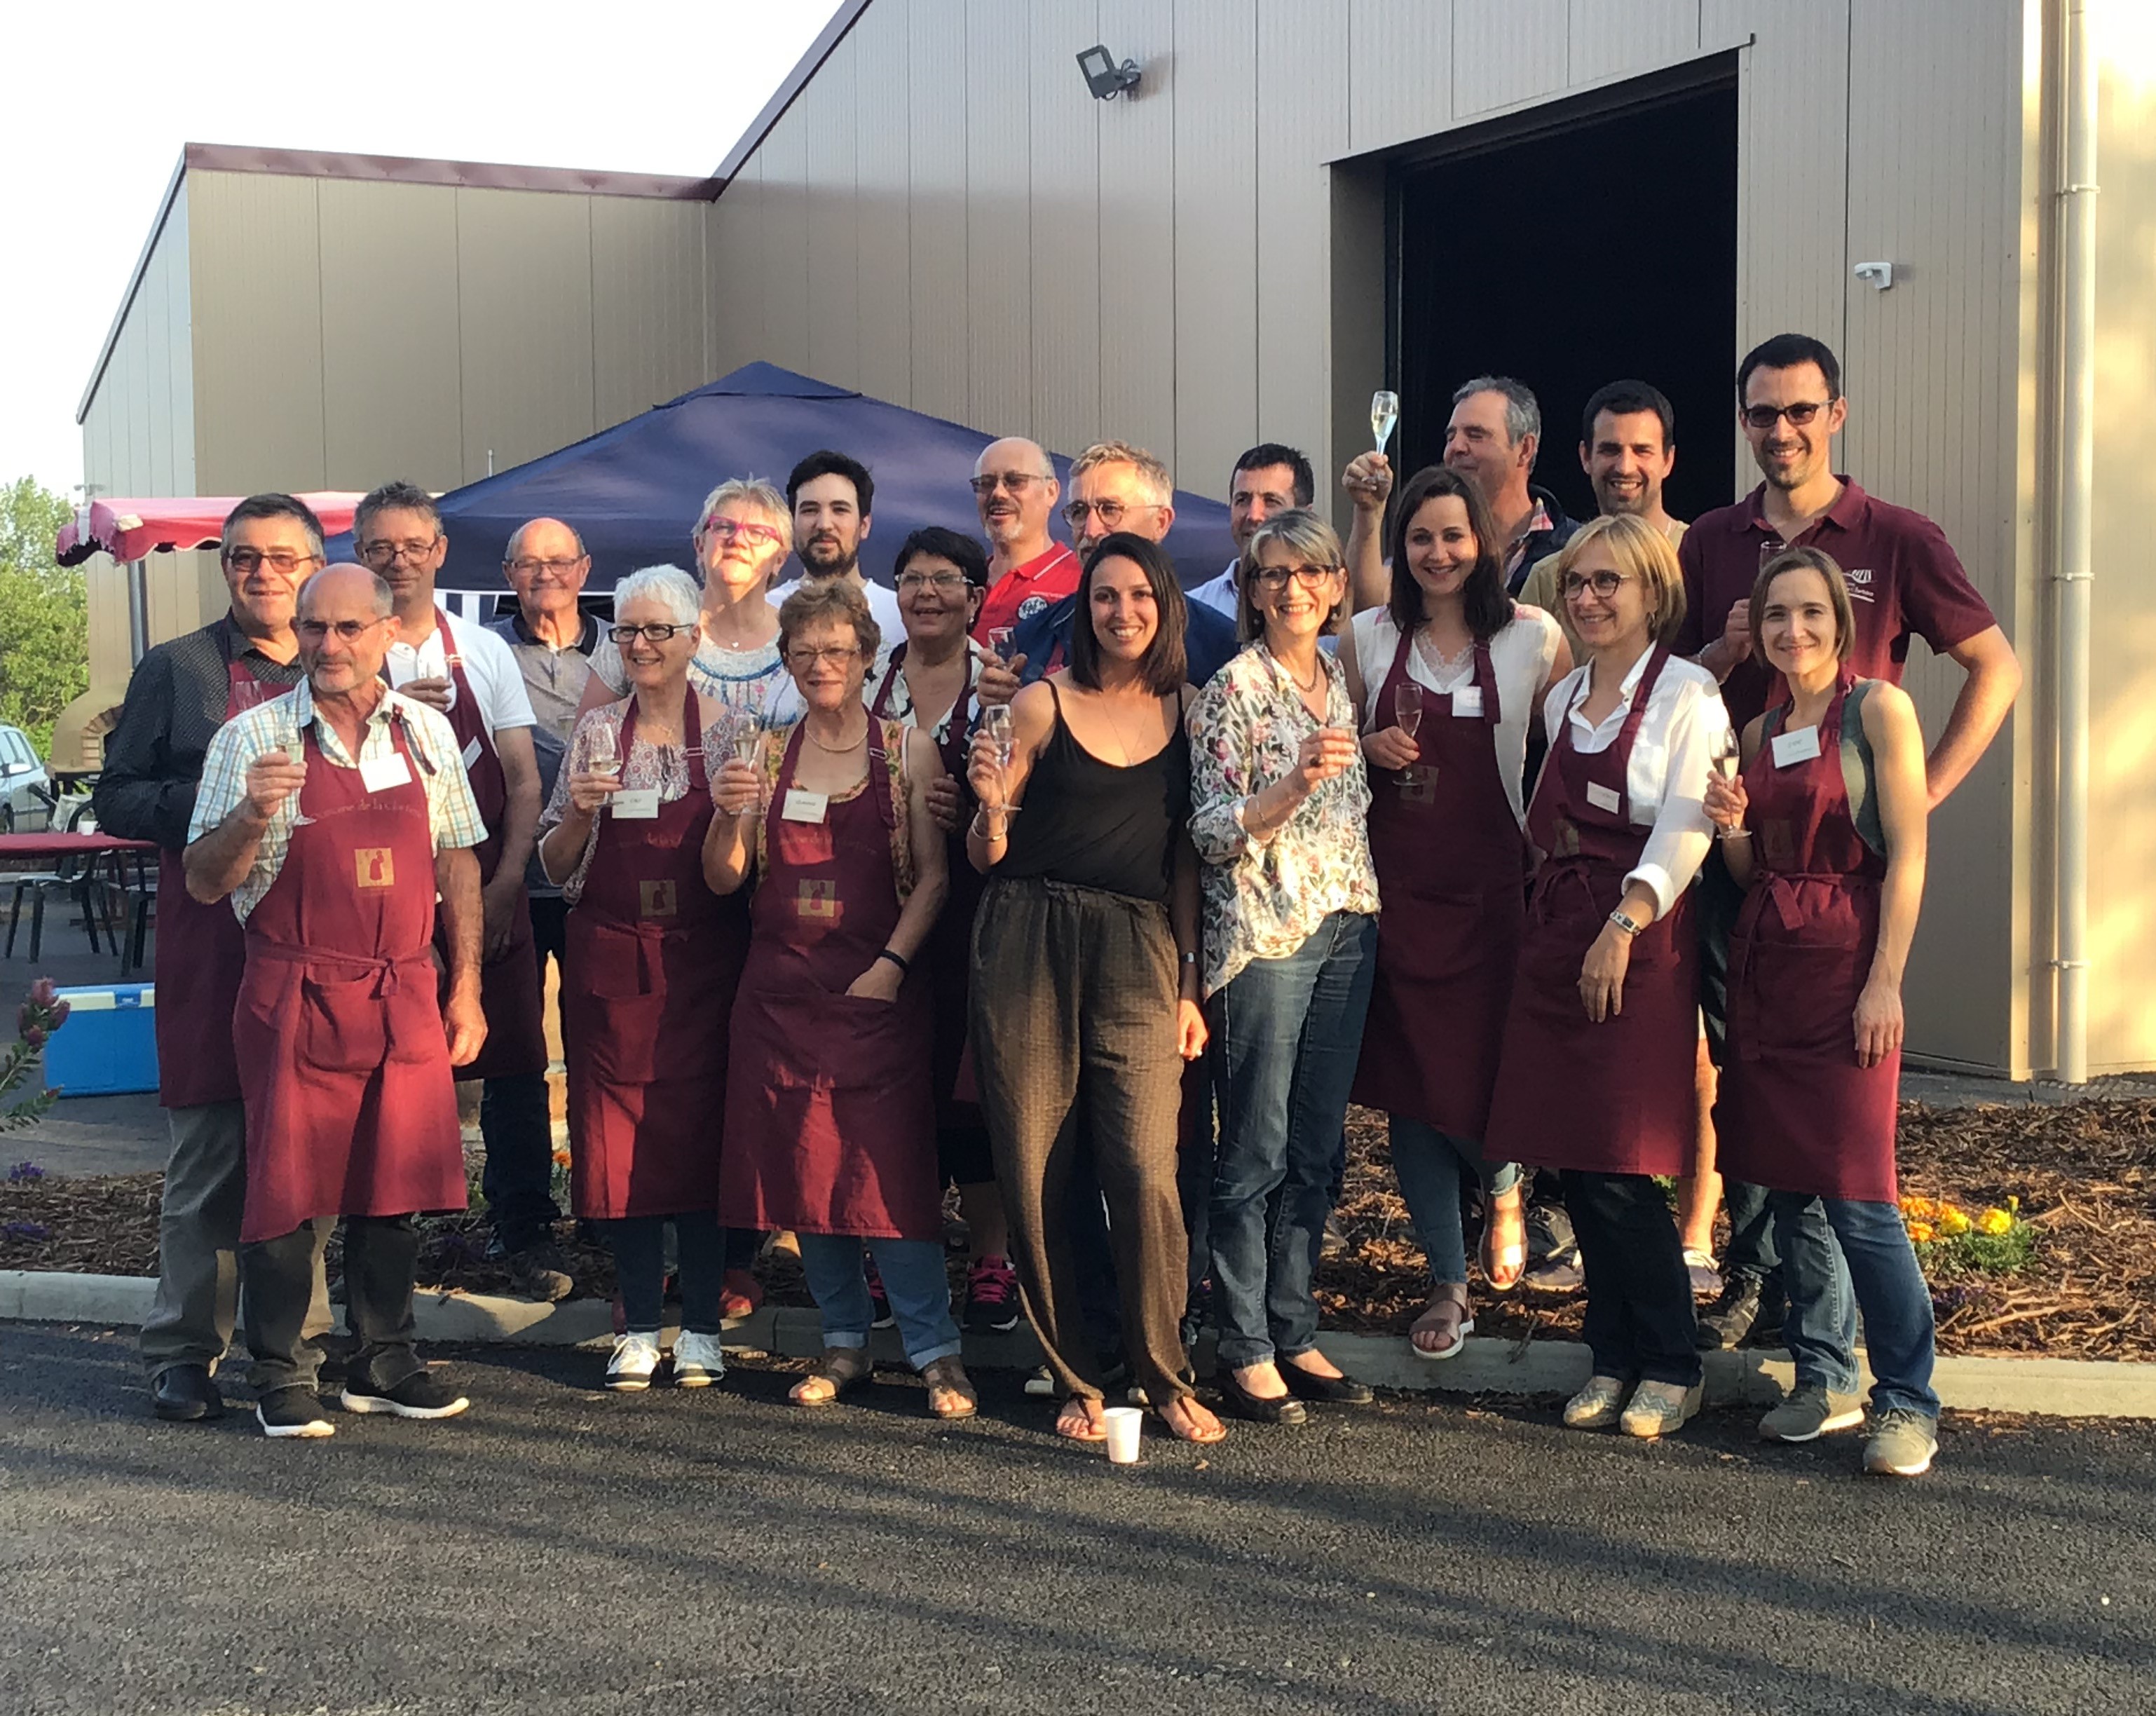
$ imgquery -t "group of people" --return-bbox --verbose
[98,331,2018,1478]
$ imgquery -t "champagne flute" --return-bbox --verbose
[1393,681,1424,740]
[1371,390,1399,454]
[981,702,1015,768]
[281,708,314,828]
[587,722,621,785]
[1710,727,1744,840]
[988,625,1018,665]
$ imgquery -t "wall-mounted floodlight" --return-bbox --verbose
[1853,261,1895,291]
[1077,43,1141,100]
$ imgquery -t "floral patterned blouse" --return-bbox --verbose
[1186,643,1379,997]
[748,716,918,902]
[537,694,752,905]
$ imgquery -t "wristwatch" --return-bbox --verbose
[1608,908,1645,937]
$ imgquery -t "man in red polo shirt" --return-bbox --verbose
[971,436,1080,639]
[1677,332,2020,802]
[1679,332,2021,1363]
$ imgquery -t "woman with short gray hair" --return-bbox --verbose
[539,563,752,1391]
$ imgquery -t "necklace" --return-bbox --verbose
[1098,688,1157,764]
[1269,646,1321,695]
[805,718,867,754]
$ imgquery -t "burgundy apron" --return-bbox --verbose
[1351,623,1527,1140]
[233,714,465,1241]
[1715,672,1899,1201]
[1483,647,1699,1176]
[157,658,291,1108]
[872,648,987,1131]
[720,716,940,1240]
[562,696,749,1218]
[426,609,547,1080]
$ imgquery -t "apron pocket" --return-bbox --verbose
[299,972,388,1074]
[588,990,667,1085]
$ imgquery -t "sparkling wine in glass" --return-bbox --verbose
[587,723,620,784]
[1710,727,1744,839]
[732,728,760,768]
[981,702,1016,768]
[1393,680,1424,740]
[1370,390,1399,454]
[988,625,1018,665]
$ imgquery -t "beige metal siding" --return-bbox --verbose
[1347,0,1453,154]
[853,0,914,408]
[1452,0,1569,117]
[1094,0,1177,461]
[591,198,712,430]
[1028,0,1103,462]
[758,106,816,376]
[1567,0,1701,86]
[905,0,971,422]
[455,189,596,483]
[963,0,1033,433]
[805,31,864,390]
[708,156,766,381]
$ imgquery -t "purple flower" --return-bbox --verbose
[6,1161,43,1183]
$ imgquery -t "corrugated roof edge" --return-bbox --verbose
[711,0,875,190]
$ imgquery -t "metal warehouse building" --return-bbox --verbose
[74,1,2152,1080]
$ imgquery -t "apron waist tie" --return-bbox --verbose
[247,938,433,999]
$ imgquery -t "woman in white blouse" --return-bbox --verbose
[1483,514,1731,1441]
[1340,465,1568,1362]
[1187,510,1379,1424]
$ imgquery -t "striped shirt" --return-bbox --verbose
[188,679,488,922]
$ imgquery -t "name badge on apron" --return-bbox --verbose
[360,751,414,793]
[1452,686,1484,719]
[782,789,829,824]
[1771,725,1824,768]
[462,735,484,771]
[610,787,661,819]
[1585,781,1623,814]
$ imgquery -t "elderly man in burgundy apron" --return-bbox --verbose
[95,494,327,1423]
[186,564,489,1440]
[353,482,559,1299]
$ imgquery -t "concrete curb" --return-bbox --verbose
[7,1269,2152,1418]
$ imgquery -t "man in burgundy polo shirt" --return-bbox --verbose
[1679,332,2022,1358]
[971,436,1080,639]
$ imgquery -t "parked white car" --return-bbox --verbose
[0,726,58,831]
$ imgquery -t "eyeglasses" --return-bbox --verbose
[896,571,972,594]
[970,472,1049,496]
[702,518,783,547]
[357,536,441,568]
[608,622,695,646]
[1063,498,1152,529]
[1560,570,1635,600]
[1250,564,1342,592]
[224,548,321,577]
[785,644,861,667]
[1741,400,1834,430]
[505,557,585,578]
[297,617,392,643]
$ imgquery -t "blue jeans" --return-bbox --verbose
[796,1234,964,1369]
[1390,1118,1522,1287]
[1772,1192,1939,1418]
[1206,911,1378,1369]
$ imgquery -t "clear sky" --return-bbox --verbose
[0,0,840,499]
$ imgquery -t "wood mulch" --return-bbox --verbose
[4,1099,2151,1362]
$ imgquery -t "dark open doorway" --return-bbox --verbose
[1390,70,1739,526]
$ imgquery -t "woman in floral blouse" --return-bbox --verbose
[1186,509,1380,1425]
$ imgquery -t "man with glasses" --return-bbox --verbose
[1674,332,2021,1360]
[970,437,1078,639]
[1186,444,1315,620]
[186,562,488,1437]
[770,450,904,650]
[353,482,561,1301]
[95,495,328,1424]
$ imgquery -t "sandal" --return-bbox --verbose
[1154,1393,1227,1445]
[1409,1283,1473,1361]
[789,1347,873,1407]
[1481,1189,1527,1293]
[1056,1395,1107,1442]
[920,1356,978,1421]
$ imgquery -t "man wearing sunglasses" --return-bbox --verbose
[970,437,1079,640]
[354,482,560,1303]
[95,494,326,1425]
[1674,332,2021,1356]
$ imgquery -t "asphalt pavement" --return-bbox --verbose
[2,1326,2151,1715]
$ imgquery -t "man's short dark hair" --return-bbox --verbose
[1231,444,1314,508]
[1581,381,1676,450]
[893,526,990,590]
[353,481,441,543]
[221,493,325,560]
[786,449,874,515]
[1737,334,1843,404]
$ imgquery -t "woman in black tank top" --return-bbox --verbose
[964,533,1224,1447]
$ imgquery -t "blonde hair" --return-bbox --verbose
[1067,440,1172,507]
[1550,513,1688,644]
[777,578,882,662]
[1239,509,1348,644]
[692,477,792,559]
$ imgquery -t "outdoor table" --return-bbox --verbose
[0,833,159,975]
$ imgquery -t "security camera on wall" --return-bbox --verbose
[1076,43,1141,101]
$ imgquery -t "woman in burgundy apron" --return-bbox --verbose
[707,581,976,1419]
[1706,547,1939,1476]
[535,568,749,1392]
[1483,515,1727,1440]
[1340,467,1568,1362]
[869,527,1020,1333]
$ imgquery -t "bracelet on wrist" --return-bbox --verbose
[971,807,1007,840]
[875,947,910,976]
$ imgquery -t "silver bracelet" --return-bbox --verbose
[970,807,1008,840]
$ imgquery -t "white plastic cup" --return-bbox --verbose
[1103,1405,1143,1464]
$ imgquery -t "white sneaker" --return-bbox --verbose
[606,1332,662,1391]
[1563,1374,1630,1430]
[1621,1378,1704,1439]
[671,1331,725,1388]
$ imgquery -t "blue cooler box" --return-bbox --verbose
[41,983,159,1097]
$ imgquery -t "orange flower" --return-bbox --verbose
[1906,1220,1937,1244]
[1900,1196,1938,1221]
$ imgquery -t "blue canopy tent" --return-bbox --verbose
[325,362,1237,599]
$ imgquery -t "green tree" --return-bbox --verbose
[0,478,90,756]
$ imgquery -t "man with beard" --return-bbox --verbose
[970,436,1079,639]
[1185,444,1315,620]
[771,450,903,652]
